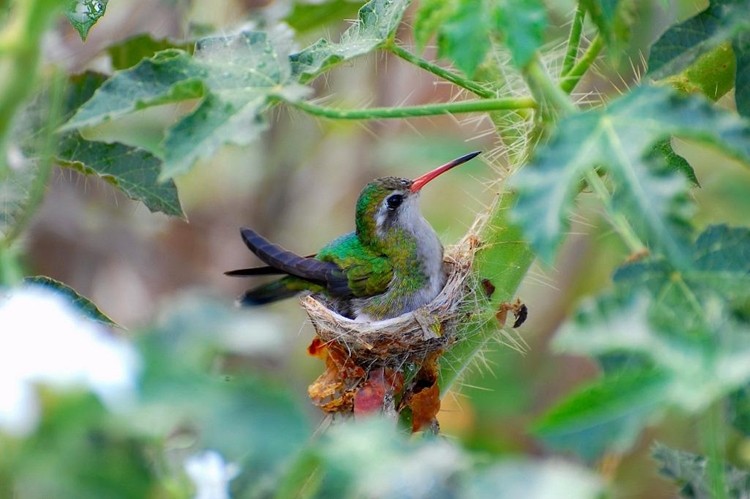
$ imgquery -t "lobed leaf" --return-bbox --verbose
[65,0,108,41]
[652,442,750,497]
[510,85,750,265]
[289,0,411,82]
[647,0,750,80]
[63,29,309,179]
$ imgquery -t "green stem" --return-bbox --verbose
[0,0,64,179]
[288,96,536,120]
[525,57,576,117]
[560,34,605,94]
[584,169,647,255]
[439,193,535,394]
[387,43,496,99]
[704,401,727,499]
[561,3,586,77]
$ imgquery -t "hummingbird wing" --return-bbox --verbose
[235,228,352,296]
[316,233,394,298]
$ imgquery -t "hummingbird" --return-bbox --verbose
[226,151,481,321]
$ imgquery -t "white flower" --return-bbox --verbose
[185,450,240,499]
[0,285,140,436]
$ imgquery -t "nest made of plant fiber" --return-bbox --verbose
[300,235,479,366]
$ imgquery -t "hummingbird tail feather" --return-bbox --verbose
[239,278,304,306]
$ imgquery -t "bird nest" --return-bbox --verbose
[300,235,480,368]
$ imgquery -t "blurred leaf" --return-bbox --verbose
[290,0,411,82]
[57,132,184,217]
[285,0,362,33]
[647,0,750,80]
[65,0,108,41]
[413,0,457,51]
[466,459,605,499]
[533,368,668,461]
[494,0,548,69]
[24,276,118,327]
[652,442,750,498]
[734,30,750,118]
[553,226,750,420]
[650,139,699,186]
[729,384,750,435]
[63,29,309,179]
[436,0,491,78]
[582,0,635,48]
[510,85,750,265]
[107,33,193,70]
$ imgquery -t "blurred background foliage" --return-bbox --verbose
[1,0,749,497]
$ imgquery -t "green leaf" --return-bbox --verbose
[25,275,118,327]
[533,368,668,461]
[649,138,700,186]
[510,85,750,265]
[65,0,108,41]
[553,226,750,417]
[647,0,750,80]
[436,0,491,78]
[652,443,750,497]
[734,30,750,118]
[62,29,310,179]
[581,0,635,49]
[107,33,194,70]
[290,0,411,82]
[284,0,362,34]
[413,0,458,51]
[57,132,184,217]
[493,0,548,69]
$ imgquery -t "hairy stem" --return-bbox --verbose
[387,43,496,98]
[560,34,605,94]
[288,96,536,120]
[561,3,586,77]
[439,193,534,394]
[524,56,576,121]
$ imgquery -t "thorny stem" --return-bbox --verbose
[524,56,576,121]
[560,34,605,94]
[288,96,537,120]
[584,169,647,255]
[561,3,586,77]
[386,43,497,99]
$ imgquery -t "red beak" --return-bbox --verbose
[410,151,481,193]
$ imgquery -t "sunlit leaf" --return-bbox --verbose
[284,0,362,34]
[510,85,750,265]
[647,0,750,80]
[652,442,750,497]
[24,276,118,327]
[289,0,411,81]
[107,33,193,70]
[65,0,108,41]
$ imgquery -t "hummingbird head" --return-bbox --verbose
[355,151,480,246]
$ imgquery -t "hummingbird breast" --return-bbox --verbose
[352,212,446,321]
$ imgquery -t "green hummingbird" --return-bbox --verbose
[226,151,480,321]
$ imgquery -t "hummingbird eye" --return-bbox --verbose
[386,194,403,210]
